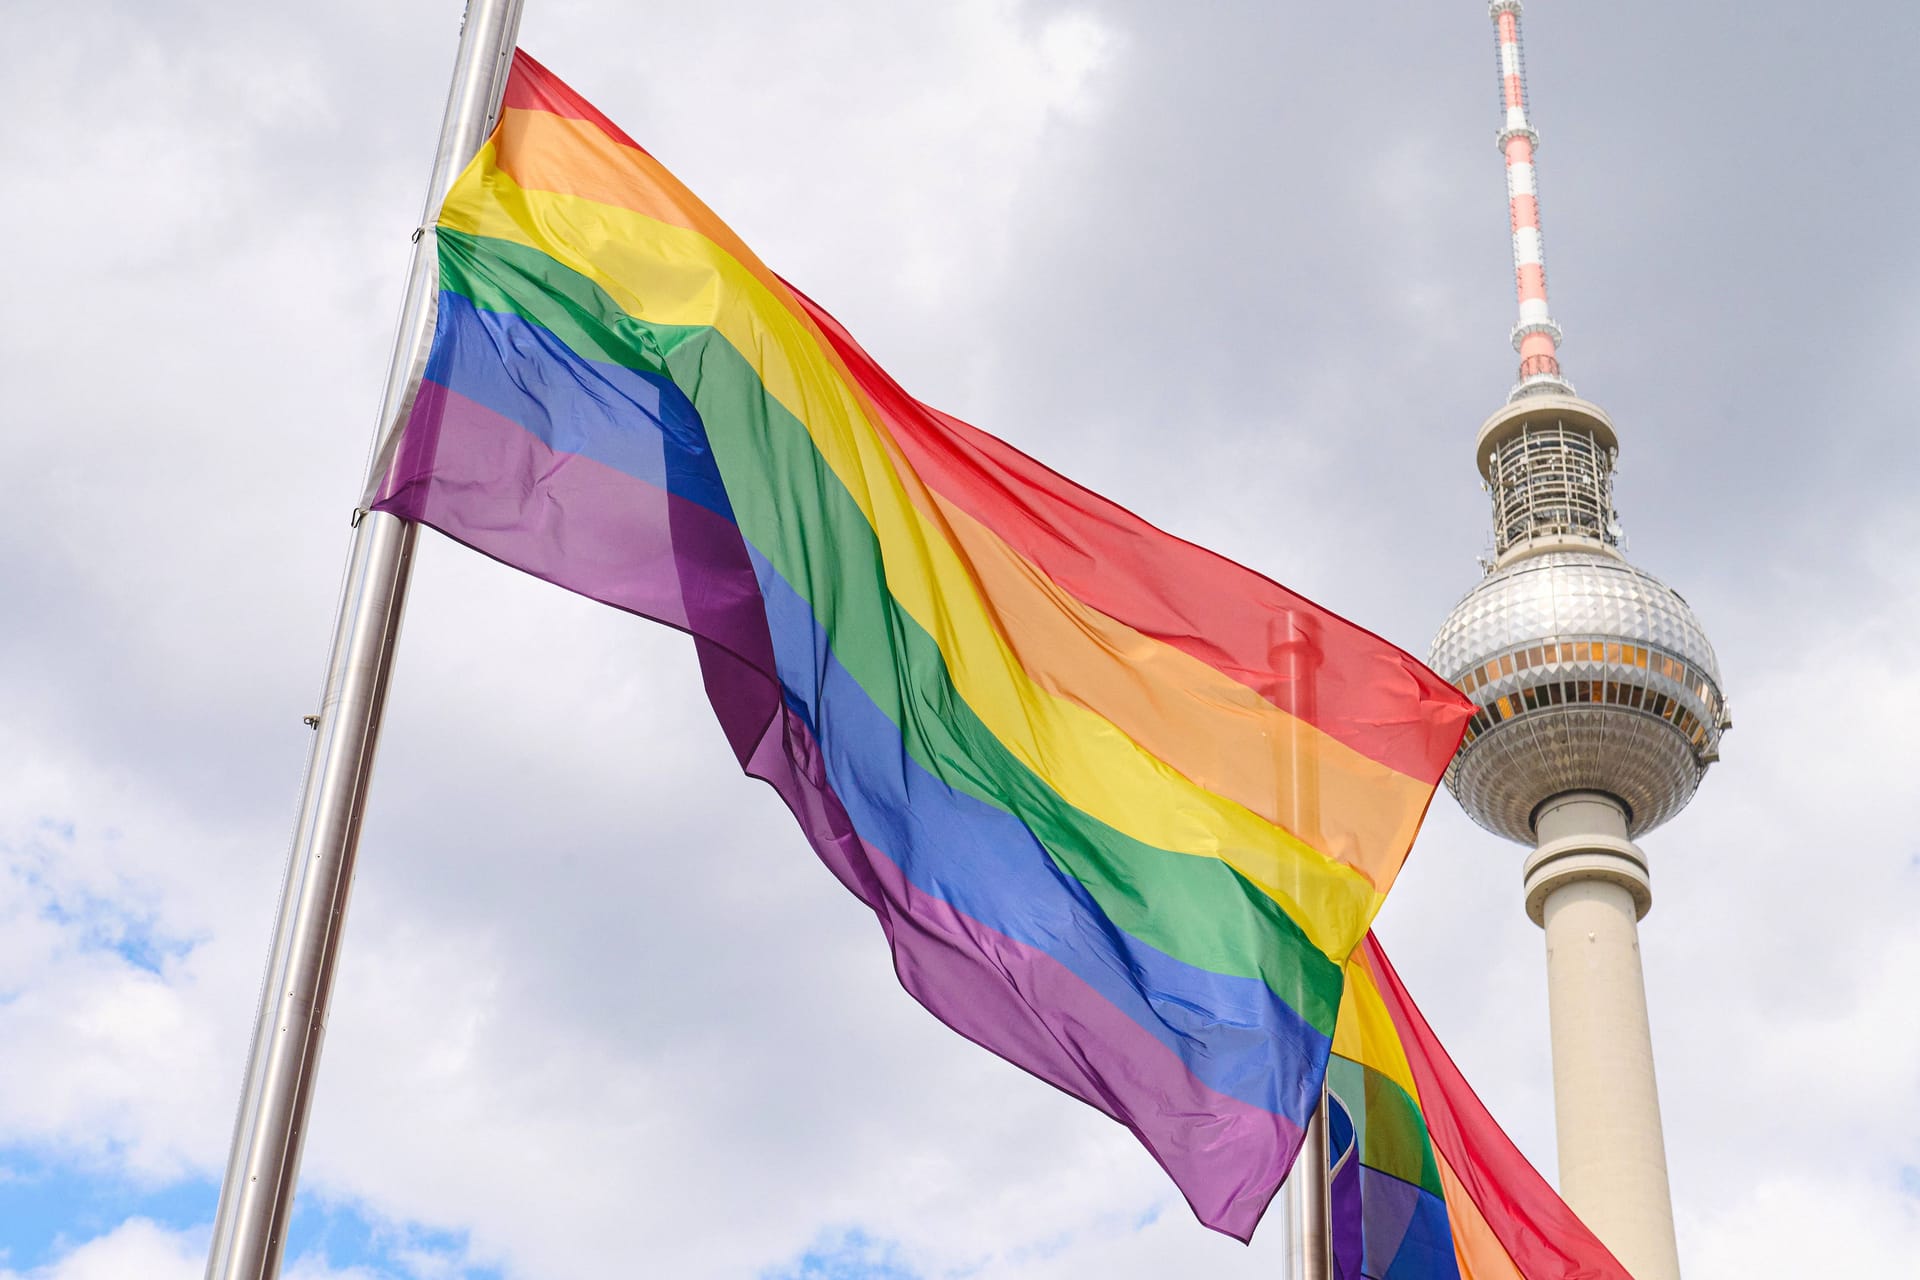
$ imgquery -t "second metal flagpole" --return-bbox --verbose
[203,4,524,1277]
[1290,1092,1332,1279]
[1283,627,1331,1279]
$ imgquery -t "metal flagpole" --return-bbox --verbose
[1282,627,1331,1280]
[204,3,524,1277]
[1289,1093,1332,1279]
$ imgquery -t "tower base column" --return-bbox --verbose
[1523,792,1683,1280]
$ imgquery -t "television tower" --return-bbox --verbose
[1428,6,1730,1278]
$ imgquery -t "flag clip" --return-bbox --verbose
[350,506,369,528]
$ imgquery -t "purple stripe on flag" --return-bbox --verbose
[730,700,1299,1241]
[374,380,774,678]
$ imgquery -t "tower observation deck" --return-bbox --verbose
[1427,6,1730,1278]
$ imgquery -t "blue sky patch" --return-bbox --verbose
[762,1227,924,1280]
[0,1153,215,1269]
[0,1153,504,1279]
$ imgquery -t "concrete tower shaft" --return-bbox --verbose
[1530,794,1682,1280]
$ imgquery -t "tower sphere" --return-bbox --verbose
[1431,548,1726,846]
[1429,396,1729,847]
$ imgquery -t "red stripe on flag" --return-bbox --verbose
[787,284,1472,782]
[502,49,652,158]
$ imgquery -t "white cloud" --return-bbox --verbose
[0,1220,203,1280]
[1684,1172,1920,1279]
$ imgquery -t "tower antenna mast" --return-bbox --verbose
[1492,0,1572,400]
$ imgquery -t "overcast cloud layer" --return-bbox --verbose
[5,1,1917,1275]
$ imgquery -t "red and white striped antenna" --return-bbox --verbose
[1490,0,1572,400]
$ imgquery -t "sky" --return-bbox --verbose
[4,0,1918,1276]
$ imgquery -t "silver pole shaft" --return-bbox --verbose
[1290,1092,1331,1279]
[204,4,523,1278]
[1281,627,1329,1278]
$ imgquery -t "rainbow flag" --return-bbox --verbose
[1328,935,1633,1277]
[371,51,1471,1239]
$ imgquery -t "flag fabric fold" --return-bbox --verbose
[373,49,1472,1239]
[1329,935,1635,1278]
